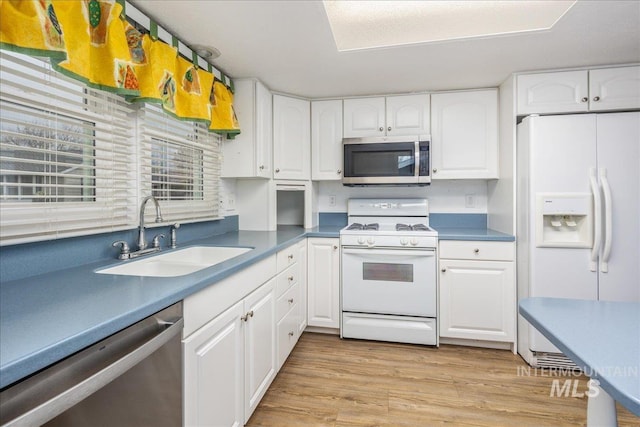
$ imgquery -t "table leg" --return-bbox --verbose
[586,379,617,427]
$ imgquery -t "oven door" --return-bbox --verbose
[341,247,436,317]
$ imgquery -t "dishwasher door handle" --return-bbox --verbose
[3,316,183,427]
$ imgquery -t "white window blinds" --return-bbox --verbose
[0,51,137,245]
[138,104,221,224]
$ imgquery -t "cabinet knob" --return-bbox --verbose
[337,169,342,174]
[474,248,480,254]
[259,165,265,170]
[333,245,338,250]
[441,268,447,273]
[387,126,392,132]
[581,97,588,103]
[288,331,295,337]
[275,168,280,173]
[288,298,294,304]
[593,96,601,102]
[241,314,249,322]
[288,254,294,260]
[379,127,384,132]
[433,168,437,174]
[288,275,294,281]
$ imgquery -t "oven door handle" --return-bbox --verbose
[342,247,435,257]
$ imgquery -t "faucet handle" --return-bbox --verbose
[152,234,165,249]
[112,240,131,259]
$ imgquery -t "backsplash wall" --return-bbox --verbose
[317,180,488,213]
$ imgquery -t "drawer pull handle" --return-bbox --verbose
[288,254,294,260]
[288,275,294,281]
[441,268,447,273]
[474,248,480,254]
[288,331,295,337]
[581,97,588,103]
[288,298,294,304]
[593,96,601,102]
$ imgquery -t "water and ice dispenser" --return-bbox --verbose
[535,193,593,248]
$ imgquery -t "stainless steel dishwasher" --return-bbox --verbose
[0,302,183,427]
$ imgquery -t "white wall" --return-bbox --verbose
[488,75,516,234]
[317,180,488,213]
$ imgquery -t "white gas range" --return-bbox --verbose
[340,198,439,346]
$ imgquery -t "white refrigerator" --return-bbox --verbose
[517,112,640,367]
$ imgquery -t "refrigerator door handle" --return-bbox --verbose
[589,168,602,272]
[600,169,613,273]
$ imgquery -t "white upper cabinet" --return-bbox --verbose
[311,99,343,180]
[589,66,640,111]
[343,94,430,138]
[343,97,385,137]
[221,79,272,178]
[385,94,431,136]
[431,89,498,180]
[517,66,640,115]
[273,94,310,180]
[517,70,589,115]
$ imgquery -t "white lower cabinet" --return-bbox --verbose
[183,301,244,427]
[438,241,515,344]
[183,278,276,427]
[307,237,340,328]
[243,278,277,421]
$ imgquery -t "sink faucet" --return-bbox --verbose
[138,195,163,251]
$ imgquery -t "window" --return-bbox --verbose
[0,51,136,245]
[0,51,222,246]
[139,104,221,224]
[1,100,96,203]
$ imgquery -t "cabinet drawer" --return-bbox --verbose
[276,262,299,296]
[439,241,514,261]
[277,243,300,271]
[277,282,299,321]
[277,304,299,369]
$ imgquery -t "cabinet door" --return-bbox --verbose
[385,94,430,136]
[221,79,272,178]
[343,97,385,138]
[244,278,277,421]
[311,100,343,180]
[255,80,272,177]
[589,66,640,111]
[439,259,515,342]
[183,301,244,427]
[273,95,310,180]
[307,238,340,328]
[431,89,498,179]
[517,70,589,114]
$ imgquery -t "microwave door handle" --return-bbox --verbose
[414,140,420,178]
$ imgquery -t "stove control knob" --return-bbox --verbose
[410,238,419,246]
[366,237,375,246]
[357,237,365,245]
[400,238,408,246]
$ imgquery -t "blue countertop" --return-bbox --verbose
[0,222,511,389]
[434,226,515,241]
[0,227,313,389]
[519,297,640,416]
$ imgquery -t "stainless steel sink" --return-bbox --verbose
[97,246,253,277]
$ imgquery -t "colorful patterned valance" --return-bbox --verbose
[0,0,239,137]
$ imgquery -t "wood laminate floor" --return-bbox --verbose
[246,333,639,427]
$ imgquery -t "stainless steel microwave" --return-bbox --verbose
[342,135,431,186]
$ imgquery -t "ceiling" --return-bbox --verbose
[131,0,640,99]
